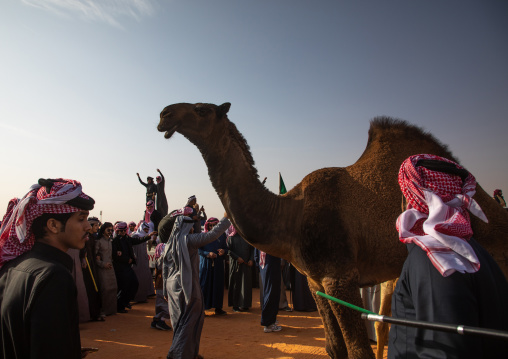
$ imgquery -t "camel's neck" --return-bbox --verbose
[191,122,295,257]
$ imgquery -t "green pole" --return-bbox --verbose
[316,291,376,315]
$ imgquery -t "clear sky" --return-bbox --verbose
[1,0,507,224]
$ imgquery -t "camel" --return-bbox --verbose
[157,102,508,359]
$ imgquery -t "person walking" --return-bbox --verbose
[160,210,230,359]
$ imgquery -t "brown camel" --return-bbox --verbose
[157,102,508,359]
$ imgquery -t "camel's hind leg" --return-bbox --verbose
[311,285,348,359]
[323,273,375,359]
[375,278,398,359]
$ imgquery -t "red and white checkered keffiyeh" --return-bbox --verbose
[0,179,93,269]
[204,217,219,233]
[397,154,488,277]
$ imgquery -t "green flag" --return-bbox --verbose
[279,172,287,195]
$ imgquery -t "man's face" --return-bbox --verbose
[56,211,91,250]
[90,222,100,234]
[147,178,153,184]
[104,227,114,238]
[116,228,128,238]
[129,224,136,232]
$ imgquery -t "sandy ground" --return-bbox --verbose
[80,288,387,359]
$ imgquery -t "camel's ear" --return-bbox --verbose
[216,102,231,118]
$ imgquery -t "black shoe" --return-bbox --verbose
[155,320,172,331]
[215,309,227,316]
[281,306,293,312]
[240,307,250,311]
[150,320,157,329]
[233,307,241,312]
[117,308,128,313]
[126,304,132,309]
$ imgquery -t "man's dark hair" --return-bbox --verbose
[98,222,113,238]
[31,212,74,239]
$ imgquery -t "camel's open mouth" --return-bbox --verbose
[158,124,178,139]
[164,129,175,139]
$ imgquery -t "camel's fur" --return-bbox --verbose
[157,102,508,359]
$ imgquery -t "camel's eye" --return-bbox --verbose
[194,106,211,117]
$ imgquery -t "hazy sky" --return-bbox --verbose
[1,0,507,223]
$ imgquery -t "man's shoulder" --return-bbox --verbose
[2,251,72,280]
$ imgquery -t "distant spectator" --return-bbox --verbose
[144,200,163,247]
[95,222,118,316]
[184,195,206,234]
[156,169,169,216]
[493,189,506,207]
[131,222,157,302]
[227,226,254,312]
[199,217,228,315]
[82,216,103,321]
[137,173,157,203]
[112,222,152,313]
[128,221,136,235]
[290,265,317,312]
[255,249,282,333]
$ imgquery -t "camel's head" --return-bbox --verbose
[157,102,231,140]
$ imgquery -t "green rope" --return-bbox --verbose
[316,291,376,315]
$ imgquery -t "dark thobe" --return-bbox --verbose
[156,173,169,217]
[82,233,102,319]
[163,218,231,359]
[132,236,155,302]
[199,233,228,310]
[388,238,508,359]
[112,235,150,311]
[138,177,157,203]
[255,249,281,326]
[227,234,254,309]
[290,266,317,312]
[0,242,81,359]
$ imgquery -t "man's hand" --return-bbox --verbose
[117,251,122,257]
[224,211,228,219]
[136,173,140,177]
[218,249,225,256]
[157,168,161,172]
[149,231,158,237]
[208,252,217,259]
[237,257,244,264]
[247,260,254,267]
[105,263,112,269]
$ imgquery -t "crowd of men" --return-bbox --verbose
[0,167,507,359]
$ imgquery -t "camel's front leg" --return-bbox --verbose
[323,274,375,359]
[310,282,348,359]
